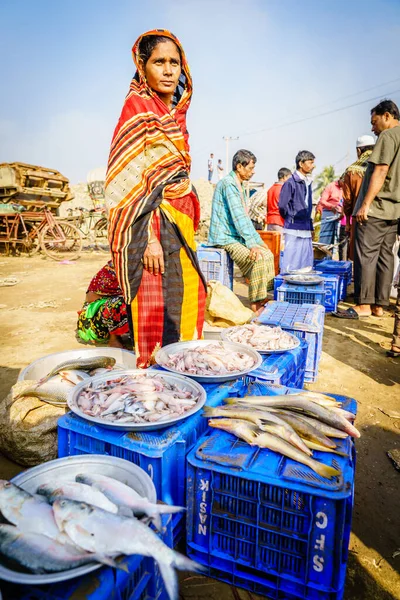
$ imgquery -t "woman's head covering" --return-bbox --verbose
[130,29,192,111]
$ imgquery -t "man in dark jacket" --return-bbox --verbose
[278,150,315,272]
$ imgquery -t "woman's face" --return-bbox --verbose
[143,40,181,97]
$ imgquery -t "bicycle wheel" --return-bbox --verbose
[18,222,41,256]
[93,217,110,253]
[39,221,83,261]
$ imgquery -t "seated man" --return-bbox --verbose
[208,149,275,311]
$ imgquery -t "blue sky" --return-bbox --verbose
[1,0,400,185]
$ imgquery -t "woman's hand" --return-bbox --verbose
[143,240,165,275]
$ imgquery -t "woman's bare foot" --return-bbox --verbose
[108,334,124,348]
[371,304,384,317]
[353,304,372,317]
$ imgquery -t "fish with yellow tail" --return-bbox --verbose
[208,418,341,480]
[203,406,311,455]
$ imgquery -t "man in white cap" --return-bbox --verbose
[342,135,375,254]
[342,134,376,261]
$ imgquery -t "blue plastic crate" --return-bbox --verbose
[255,302,325,383]
[277,283,325,306]
[186,387,357,600]
[7,513,179,600]
[274,276,339,313]
[197,244,234,289]
[58,382,235,509]
[313,260,352,301]
[245,339,307,389]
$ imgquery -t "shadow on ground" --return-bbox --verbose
[323,315,399,386]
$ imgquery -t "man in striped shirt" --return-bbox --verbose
[208,149,275,311]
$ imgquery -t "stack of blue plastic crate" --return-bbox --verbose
[245,338,308,388]
[57,382,235,543]
[313,260,352,301]
[196,244,234,289]
[276,281,326,307]
[256,301,325,383]
[186,382,357,600]
[274,275,340,312]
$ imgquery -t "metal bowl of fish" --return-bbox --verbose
[0,454,156,585]
[155,340,263,383]
[68,369,207,430]
[221,323,300,354]
[282,274,324,285]
[18,347,137,381]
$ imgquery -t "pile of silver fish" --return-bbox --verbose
[203,390,360,480]
[16,356,119,407]
[0,473,201,600]
[164,343,255,376]
[224,324,298,351]
[284,274,322,283]
[75,374,200,423]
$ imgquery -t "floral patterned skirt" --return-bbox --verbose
[77,296,129,343]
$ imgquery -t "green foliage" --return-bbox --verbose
[313,165,336,198]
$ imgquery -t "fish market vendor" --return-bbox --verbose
[208,149,275,312]
[77,261,129,348]
[105,30,206,368]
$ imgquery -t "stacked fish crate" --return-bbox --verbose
[274,274,341,313]
[313,260,353,301]
[58,383,234,514]
[197,244,234,289]
[186,383,357,600]
[245,338,308,389]
[256,302,325,383]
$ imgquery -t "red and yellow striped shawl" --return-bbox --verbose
[105,29,206,367]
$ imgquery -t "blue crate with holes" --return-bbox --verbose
[58,383,235,510]
[277,282,325,306]
[274,275,340,312]
[245,338,307,389]
[313,260,353,301]
[197,244,234,289]
[255,301,325,383]
[6,513,180,600]
[186,383,357,600]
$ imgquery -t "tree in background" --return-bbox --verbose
[313,165,336,199]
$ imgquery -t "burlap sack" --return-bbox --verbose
[205,280,253,328]
[0,380,67,467]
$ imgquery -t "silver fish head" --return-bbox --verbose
[53,498,94,530]
[36,484,56,499]
[0,480,31,502]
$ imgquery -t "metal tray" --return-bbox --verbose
[282,274,324,286]
[221,326,300,355]
[155,340,262,383]
[2,455,156,585]
[280,269,322,276]
[68,369,206,431]
[18,347,136,381]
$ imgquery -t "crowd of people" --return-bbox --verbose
[75,28,400,365]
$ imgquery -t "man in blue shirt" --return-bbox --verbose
[208,149,275,311]
[278,150,315,273]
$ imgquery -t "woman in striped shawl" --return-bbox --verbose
[105,30,206,367]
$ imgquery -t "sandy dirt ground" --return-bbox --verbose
[0,252,398,599]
